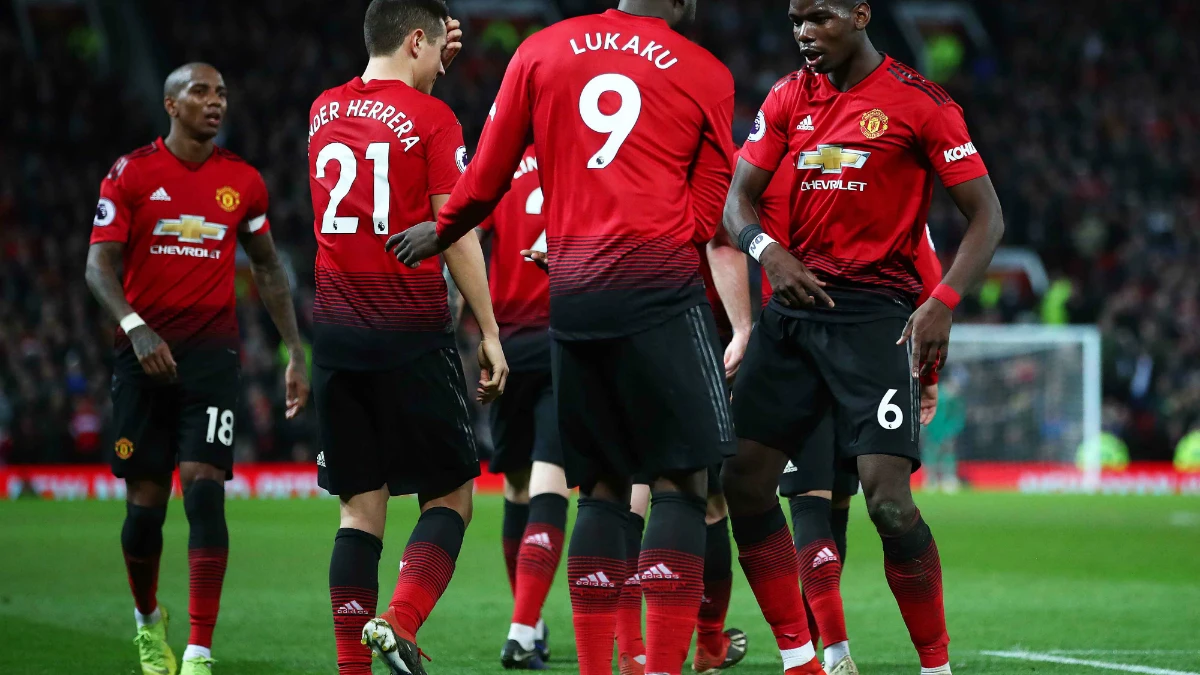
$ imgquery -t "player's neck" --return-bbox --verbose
[825,42,884,93]
[615,0,675,24]
[163,129,215,164]
[361,57,417,89]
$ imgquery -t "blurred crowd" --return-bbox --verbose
[1,0,1196,466]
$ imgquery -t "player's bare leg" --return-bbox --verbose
[365,480,474,675]
[502,468,532,597]
[788,490,854,674]
[858,454,949,674]
[331,488,387,675]
[616,483,649,675]
[723,440,824,675]
[567,473,631,675]
[177,462,228,675]
[125,476,176,675]
[694,490,748,674]
[503,462,569,669]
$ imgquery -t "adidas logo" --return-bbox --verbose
[149,187,172,201]
[700,595,712,604]
[812,546,839,568]
[640,563,680,580]
[316,452,326,467]
[783,461,797,474]
[796,115,815,131]
[625,573,641,586]
[523,532,554,550]
[575,571,615,588]
[336,600,369,615]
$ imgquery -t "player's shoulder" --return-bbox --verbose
[105,140,160,182]
[213,146,266,183]
[881,58,957,110]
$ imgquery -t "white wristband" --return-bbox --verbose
[747,232,778,262]
[119,313,146,333]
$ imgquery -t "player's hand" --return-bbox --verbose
[759,244,835,309]
[386,221,444,268]
[442,17,463,70]
[899,299,953,378]
[520,249,549,274]
[129,325,177,382]
[477,335,509,404]
[284,351,310,419]
[920,381,939,425]
[723,329,750,383]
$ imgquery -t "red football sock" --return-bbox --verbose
[187,548,228,647]
[124,552,161,616]
[802,592,821,648]
[511,494,568,627]
[329,528,381,675]
[640,493,706,675]
[568,498,627,675]
[882,513,949,669]
[732,505,817,671]
[798,539,848,648]
[616,512,646,660]
[502,499,529,597]
[387,508,466,637]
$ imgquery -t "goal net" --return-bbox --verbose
[931,325,1102,489]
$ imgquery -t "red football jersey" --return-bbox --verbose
[437,9,737,339]
[741,56,986,317]
[479,146,549,337]
[90,138,270,369]
[307,77,466,370]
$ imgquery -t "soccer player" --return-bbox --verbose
[306,2,507,674]
[477,145,563,669]
[387,2,770,674]
[86,63,309,675]
[724,1,1005,674]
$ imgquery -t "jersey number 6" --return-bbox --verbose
[579,73,642,170]
[315,142,390,235]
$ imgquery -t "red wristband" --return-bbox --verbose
[920,368,940,386]
[930,284,961,311]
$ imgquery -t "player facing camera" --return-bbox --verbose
[790,0,873,75]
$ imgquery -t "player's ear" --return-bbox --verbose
[163,97,177,119]
[853,2,871,30]
[410,28,426,58]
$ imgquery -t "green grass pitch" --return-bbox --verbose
[2,493,1198,674]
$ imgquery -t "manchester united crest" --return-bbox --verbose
[215,186,241,212]
[115,437,135,460]
[860,109,889,139]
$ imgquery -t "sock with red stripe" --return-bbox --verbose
[567,497,627,675]
[640,492,706,675]
[184,480,228,653]
[510,493,568,641]
[882,512,949,670]
[791,496,849,663]
[122,502,166,617]
[616,511,646,664]
[731,503,819,673]
[697,517,732,655]
[386,506,466,638]
[502,499,529,597]
[330,528,381,675]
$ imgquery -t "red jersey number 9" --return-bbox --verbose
[316,142,390,235]
[579,74,642,170]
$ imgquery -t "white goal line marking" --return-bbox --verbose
[981,650,1200,675]
[1048,651,1200,656]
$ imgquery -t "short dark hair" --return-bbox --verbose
[364,0,449,57]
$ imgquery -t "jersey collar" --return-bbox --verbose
[817,52,892,96]
[604,9,670,28]
[156,137,213,172]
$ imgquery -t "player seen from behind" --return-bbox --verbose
[85,62,310,675]
[305,1,507,673]
[723,2,1005,674]
[386,1,781,674]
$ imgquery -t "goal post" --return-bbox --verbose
[942,324,1103,490]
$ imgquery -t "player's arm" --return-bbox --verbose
[388,49,535,266]
[914,226,944,424]
[434,194,509,403]
[239,229,310,418]
[705,228,752,381]
[724,159,833,309]
[84,241,177,381]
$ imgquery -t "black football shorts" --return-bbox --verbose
[488,369,562,474]
[733,306,921,472]
[777,412,861,497]
[314,347,480,499]
[109,358,240,480]
[553,304,737,491]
